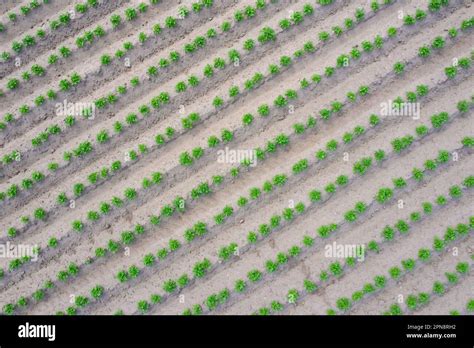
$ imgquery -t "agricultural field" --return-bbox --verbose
[0,0,473,317]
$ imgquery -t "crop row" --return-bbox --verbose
[252,176,474,315]
[382,257,474,315]
[0,0,153,70]
[261,209,474,316]
[0,0,53,34]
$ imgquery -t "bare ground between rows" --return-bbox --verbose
[0,2,28,17]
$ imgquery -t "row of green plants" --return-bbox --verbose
[0,0,51,33]
[0,0,104,62]
[0,0,164,63]
[0,0,211,94]
[181,156,473,315]
[254,194,474,315]
[0,0,52,35]
[328,216,474,314]
[2,281,106,316]
[101,0,271,67]
[383,257,474,315]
